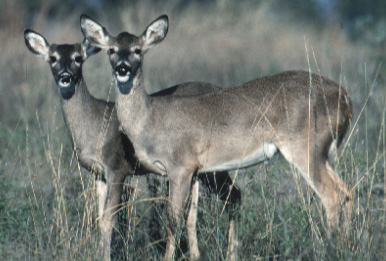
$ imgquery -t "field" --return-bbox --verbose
[1,0,385,260]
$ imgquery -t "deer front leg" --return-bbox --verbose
[96,179,110,260]
[99,172,125,261]
[186,178,200,260]
[96,179,107,234]
[165,169,195,261]
[226,218,239,261]
[203,172,241,261]
[226,182,241,261]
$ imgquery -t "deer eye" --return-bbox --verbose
[134,48,141,55]
[74,56,82,64]
[50,56,57,63]
[107,48,115,55]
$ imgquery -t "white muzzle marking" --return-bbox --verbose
[116,73,130,83]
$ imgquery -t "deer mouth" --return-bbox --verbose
[56,71,77,100]
[58,72,73,88]
[115,64,131,82]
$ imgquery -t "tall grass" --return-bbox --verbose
[1,0,385,260]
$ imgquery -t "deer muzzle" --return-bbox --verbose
[115,64,132,83]
[58,72,73,88]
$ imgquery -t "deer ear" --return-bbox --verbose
[141,15,168,53]
[80,14,111,49]
[81,38,101,59]
[24,29,50,62]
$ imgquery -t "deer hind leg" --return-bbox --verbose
[319,162,352,230]
[279,142,352,231]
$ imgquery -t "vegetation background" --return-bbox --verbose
[0,0,385,260]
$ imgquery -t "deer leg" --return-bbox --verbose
[186,177,200,260]
[226,218,238,261]
[280,144,352,232]
[165,169,195,261]
[213,172,241,261]
[317,162,352,230]
[96,179,110,259]
[200,172,241,260]
[96,179,107,228]
[225,177,241,261]
[100,172,125,261]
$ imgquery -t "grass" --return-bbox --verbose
[1,0,385,260]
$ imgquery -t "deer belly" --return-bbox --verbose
[200,142,277,172]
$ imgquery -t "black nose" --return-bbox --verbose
[115,64,131,76]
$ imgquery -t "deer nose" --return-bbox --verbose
[115,64,131,76]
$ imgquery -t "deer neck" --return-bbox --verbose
[60,77,94,136]
[115,69,151,139]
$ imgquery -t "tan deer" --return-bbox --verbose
[24,29,240,260]
[81,14,353,260]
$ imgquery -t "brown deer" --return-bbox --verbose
[80,14,353,260]
[24,29,240,260]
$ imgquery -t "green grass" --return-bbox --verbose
[1,0,385,260]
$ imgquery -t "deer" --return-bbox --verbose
[80,14,353,260]
[24,29,240,260]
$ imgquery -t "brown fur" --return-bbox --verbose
[81,14,352,260]
[26,26,241,260]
